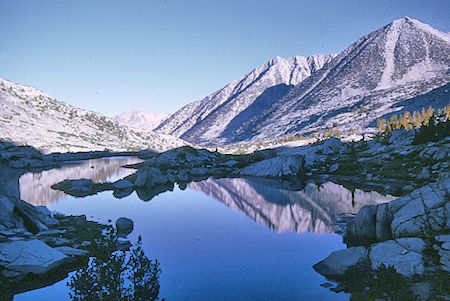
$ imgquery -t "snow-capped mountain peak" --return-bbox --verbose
[113,110,169,131]
[155,53,336,144]
[375,16,449,90]
[157,17,449,145]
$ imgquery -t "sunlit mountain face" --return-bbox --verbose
[157,17,449,145]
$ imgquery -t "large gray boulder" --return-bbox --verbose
[0,195,50,234]
[0,239,68,275]
[116,217,134,238]
[112,179,134,199]
[51,179,100,197]
[346,205,377,243]
[391,179,449,239]
[346,178,450,245]
[112,179,134,190]
[235,155,304,178]
[388,129,415,146]
[313,246,368,277]
[369,238,425,277]
[144,147,218,170]
[134,166,168,187]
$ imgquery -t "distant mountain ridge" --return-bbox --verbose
[113,110,169,131]
[157,17,450,145]
[155,54,336,143]
[0,78,186,153]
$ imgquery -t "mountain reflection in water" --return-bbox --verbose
[19,157,142,206]
[189,178,395,234]
[19,157,395,235]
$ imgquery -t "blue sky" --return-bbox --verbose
[1,0,449,116]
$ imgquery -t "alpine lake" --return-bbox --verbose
[13,156,395,300]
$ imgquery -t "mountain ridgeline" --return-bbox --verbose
[0,78,186,153]
[156,54,336,144]
[156,17,450,145]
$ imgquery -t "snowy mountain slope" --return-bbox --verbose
[371,82,449,125]
[158,17,449,145]
[0,78,187,153]
[113,110,169,131]
[155,54,336,144]
[233,17,450,142]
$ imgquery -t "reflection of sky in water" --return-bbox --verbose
[19,157,142,206]
[16,186,349,300]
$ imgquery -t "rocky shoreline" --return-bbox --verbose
[51,129,449,203]
[48,129,449,299]
[314,178,449,299]
[0,143,137,298]
[0,127,448,298]
[0,195,105,297]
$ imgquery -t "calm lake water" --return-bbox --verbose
[14,157,394,300]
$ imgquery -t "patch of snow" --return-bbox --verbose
[113,110,169,130]
[377,19,401,90]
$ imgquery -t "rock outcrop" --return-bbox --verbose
[234,155,304,178]
[314,178,450,299]
[116,217,134,238]
[0,155,124,296]
[345,178,449,245]
[0,239,69,275]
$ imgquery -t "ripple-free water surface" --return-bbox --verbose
[13,158,395,300]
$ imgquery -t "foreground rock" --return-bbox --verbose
[313,246,368,277]
[0,194,57,234]
[345,177,449,245]
[0,239,69,275]
[0,166,113,297]
[314,178,450,299]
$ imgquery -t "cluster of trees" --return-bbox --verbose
[217,105,450,153]
[376,105,450,144]
[376,105,450,134]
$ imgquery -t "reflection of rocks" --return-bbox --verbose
[19,157,141,206]
[135,183,174,202]
[188,178,394,234]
